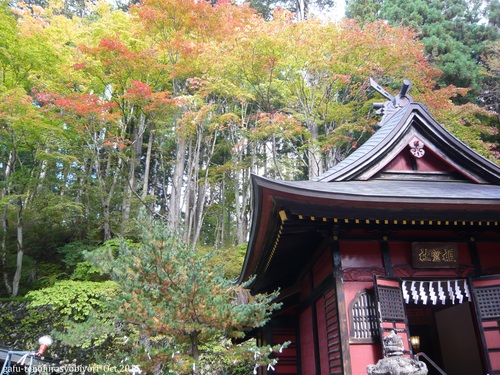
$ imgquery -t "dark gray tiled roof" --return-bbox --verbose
[273,178,500,202]
[315,104,411,182]
[314,102,500,184]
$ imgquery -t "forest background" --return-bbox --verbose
[0,0,499,373]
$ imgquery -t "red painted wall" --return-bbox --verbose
[477,242,500,274]
[316,297,329,374]
[299,306,316,374]
[339,238,497,375]
[344,281,382,375]
[313,249,333,287]
[280,237,500,375]
[312,249,333,373]
[389,241,473,278]
[272,327,298,374]
[341,241,383,269]
[383,146,457,173]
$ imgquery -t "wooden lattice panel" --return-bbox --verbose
[350,290,379,342]
[324,288,343,375]
[475,285,500,320]
[471,277,500,375]
[377,286,406,322]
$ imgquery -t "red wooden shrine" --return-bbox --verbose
[238,81,500,375]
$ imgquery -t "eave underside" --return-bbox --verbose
[249,209,500,294]
[242,178,500,294]
[247,192,500,292]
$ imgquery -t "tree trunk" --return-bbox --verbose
[97,154,121,242]
[191,130,217,248]
[141,128,154,201]
[1,204,12,296]
[36,149,49,192]
[122,113,146,234]
[11,200,23,297]
[190,332,200,375]
[297,0,306,20]
[184,138,197,245]
[233,168,249,244]
[169,137,186,230]
[307,119,322,179]
[1,151,14,295]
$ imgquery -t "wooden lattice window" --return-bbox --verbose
[349,289,379,343]
[377,284,406,321]
[474,285,500,319]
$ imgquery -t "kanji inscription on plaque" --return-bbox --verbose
[412,242,458,268]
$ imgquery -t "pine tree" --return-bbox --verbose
[345,0,383,23]
[89,216,287,375]
[346,0,500,103]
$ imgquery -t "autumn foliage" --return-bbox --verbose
[0,0,498,371]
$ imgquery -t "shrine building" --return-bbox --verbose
[237,80,500,375]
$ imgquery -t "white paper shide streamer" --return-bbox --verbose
[400,279,470,306]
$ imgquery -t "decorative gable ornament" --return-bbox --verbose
[370,78,413,127]
[408,136,425,158]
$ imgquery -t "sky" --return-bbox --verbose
[312,0,346,21]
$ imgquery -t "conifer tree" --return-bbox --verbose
[90,216,287,375]
[346,0,500,103]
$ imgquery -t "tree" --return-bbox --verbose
[86,216,286,375]
[346,0,500,103]
[483,39,500,123]
[2,0,498,299]
[482,0,500,126]
[345,0,382,23]
[0,1,71,296]
[249,0,335,20]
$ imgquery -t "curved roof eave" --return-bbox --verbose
[252,174,500,203]
[237,174,500,286]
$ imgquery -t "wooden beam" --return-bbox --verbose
[468,236,482,278]
[331,235,352,375]
[310,272,321,375]
[380,236,393,277]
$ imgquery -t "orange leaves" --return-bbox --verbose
[251,112,305,140]
[80,36,155,73]
[0,88,34,114]
[177,104,214,138]
[98,37,127,54]
[123,80,153,100]
[135,0,256,40]
[420,85,471,111]
[131,0,260,80]
[53,93,118,120]
[34,90,122,144]
[103,137,129,150]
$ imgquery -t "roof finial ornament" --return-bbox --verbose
[370,78,413,127]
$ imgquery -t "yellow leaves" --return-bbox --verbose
[177,104,212,137]
[420,85,470,111]
[251,112,305,140]
[217,113,241,130]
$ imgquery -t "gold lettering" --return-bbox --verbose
[431,250,442,262]
[441,249,455,262]
[413,243,458,268]
[419,248,432,262]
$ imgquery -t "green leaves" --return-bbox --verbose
[27,280,118,321]
[379,0,499,100]
[84,216,283,373]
